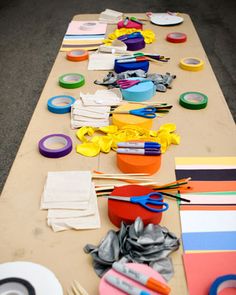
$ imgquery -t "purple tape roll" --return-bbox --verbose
[118,36,145,51]
[38,134,73,158]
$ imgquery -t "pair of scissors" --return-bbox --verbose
[105,192,169,212]
[117,79,150,89]
[119,32,143,41]
[111,106,157,119]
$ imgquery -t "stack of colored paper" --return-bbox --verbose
[71,100,110,128]
[41,171,100,232]
[60,21,107,52]
[175,157,236,294]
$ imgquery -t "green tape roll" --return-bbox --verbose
[59,73,85,89]
[179,92,208,110]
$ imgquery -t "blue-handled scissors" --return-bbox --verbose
[106,192,169,212]
[119,32,143,41]
[111,106,157,119]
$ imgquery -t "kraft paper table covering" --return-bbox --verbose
[0,14,236,295]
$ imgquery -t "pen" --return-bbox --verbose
[130,16,144,25]
[117,148,161,155]
[112,262,171,295]
[116,57,147,63]
[105,274,151,295]
[124,16,129,26]
[117,142,161,149]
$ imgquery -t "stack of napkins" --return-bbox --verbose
[80,89,122,106]
[99,9,123,24]
[41,171,100,232]
[71,100,110,128]
[88,53,116,70]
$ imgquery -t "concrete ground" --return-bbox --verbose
[0,0,235,192]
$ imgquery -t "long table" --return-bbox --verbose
[1,13,236,294]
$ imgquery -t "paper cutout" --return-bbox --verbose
[183,252,236,295]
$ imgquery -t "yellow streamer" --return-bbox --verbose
[76,124,180,157]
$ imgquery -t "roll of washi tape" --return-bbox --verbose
[79,22,97,31]
[114,59,149,73]
[112,103,153,129]
[58,73,85,89]
[179,57,204,71]
[117,149,161,175]
[120,78,155,102]
[117,20,143,30]
[108,185,163,227]
[166,32,187,43]
[38,134,73,158]
[99,263,167,295]
[209,274,236,295]
[47,95,76,114]
[66,49,89,62]
[0,277,36,295]
[118,35,145,51]
[179,92,208,109]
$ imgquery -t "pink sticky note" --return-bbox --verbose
[66,21,107,35]
[183,252,236,295]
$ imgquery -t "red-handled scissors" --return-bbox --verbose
[105,192,169,212]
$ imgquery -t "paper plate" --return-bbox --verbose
[150,13,184,26]
[0,261,63,295]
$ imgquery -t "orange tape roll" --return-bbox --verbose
[66,49,89,62]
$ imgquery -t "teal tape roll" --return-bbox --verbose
[179,91,208,110]
[121,78,156,102]
[59,73,85,89]
[209,274,236,294]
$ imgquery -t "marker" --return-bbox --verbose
[116,57,147,63]
[105,275,151,295]
[117,142,161,149]
[112,262,171,295]
[130,17,144,25]
[123,17,129,26]
[117,148,161,155]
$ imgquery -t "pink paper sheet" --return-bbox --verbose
[66,21,107,35]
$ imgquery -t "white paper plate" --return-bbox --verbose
[0,262,63,295]
[150,13,184,26]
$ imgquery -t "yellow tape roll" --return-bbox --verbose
[179,57,204,71]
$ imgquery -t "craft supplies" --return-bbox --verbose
[117,148,161,156]
[41,171,100,232]
[80,89,122,106]
[209,274,236,295]
[148,13,184,26]
[61,21,107,52]
[166,32,187,43]
[0,261,63,295]
[88,53,116,70]
[179,92,208,109]
[68,280,90,295]
[75,124,180,157]
[112,262,171,295]
[117,79,150,89]
[100,263,169,295]
[84,217,180,280]
[118,32,145,51]
[105,28,155,45]
[120,78,155,102]
[111,106,157,118]
[47,95,76,114]
[59,73,85,88]
[38,134,72,158]
[105,275,151,295]
[114,59,149,74]
[71,100,110,128]
[112,104,154,129]
[117,149,161,174]
[183,252,236,295]
[104,192,169,213]
[66,49,89,61]
[117,18,143,30]
[98,40,127,54]
[179,57,204,71]
[99,9,123,24]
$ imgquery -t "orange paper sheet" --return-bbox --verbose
[179,181,236,193]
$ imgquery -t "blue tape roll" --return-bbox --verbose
[114,60,149,73]
[209,274,236,295]
[47,95,76,114]
[121,78,156,102]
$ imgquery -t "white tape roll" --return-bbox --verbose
[80,22,97,31]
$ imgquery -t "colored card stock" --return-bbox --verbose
[66,21,107,35]
[183,252,236,295]
[180,192,236,205]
